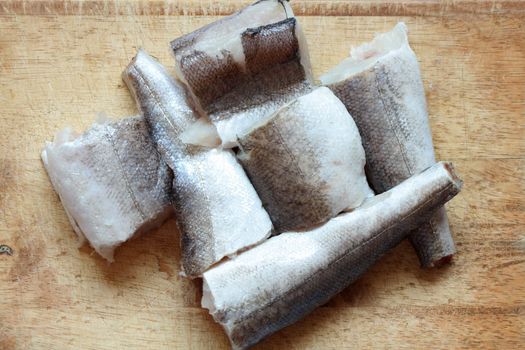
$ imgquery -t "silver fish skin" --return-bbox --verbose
[172,149,273,277]
[123,49,198,162]
[123,51,273,277]
[171,0,313,146]
[322,22,456,267]
[42,116,174,261]
[202,161,462,349]
[237,87,373,232]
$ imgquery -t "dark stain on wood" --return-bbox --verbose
[8,235,45,282]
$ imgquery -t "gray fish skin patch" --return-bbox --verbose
[171,2,313,146]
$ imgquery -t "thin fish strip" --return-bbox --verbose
[322,23,457,267]
[123,51,272,277]
[42,116,173,261]
[202,162,462,349]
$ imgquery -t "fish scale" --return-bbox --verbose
[237,87,373,232]
[123,54,197,162]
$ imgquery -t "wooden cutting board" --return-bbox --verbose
[1,1,524,349]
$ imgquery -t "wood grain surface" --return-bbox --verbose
[1,1,524,349]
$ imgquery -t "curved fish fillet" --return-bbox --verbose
[237,87,373,232]
[123,51,272,277]
[171,0,313,146]
[322,23,456,267]
[42,116,173,261]
[203,162,462,349]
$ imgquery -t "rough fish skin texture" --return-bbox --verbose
[171,0,313,146]
[237,87,373,232]
[123,51,272,277]
[202,162,462,349]
[41,116,174,261]
[322,22,456,267]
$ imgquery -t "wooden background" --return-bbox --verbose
[0,0,524,348]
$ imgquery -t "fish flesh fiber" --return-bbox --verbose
[41,116,173,261]
[123,50,272,277]
[322,22,456,267]
[171,0,313,146]
[202,162,462,349]
[237,87,373,232]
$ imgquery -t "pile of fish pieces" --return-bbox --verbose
[42,1,463,348]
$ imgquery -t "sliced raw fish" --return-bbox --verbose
[123,51,272,277]
[42,116,173,261]
[172,149,273,277]
[322,23,456,267]
[237,87,373,232]
[123,49,199,162]
[202,162,462,349]
[171,0,313,146]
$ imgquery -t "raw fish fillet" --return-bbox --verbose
[171,0,313,146]
[322,23,456,267]
[123,51,272,277]
[172,149,273,278]
[202,162,462,349]
[237,87,373,232]
[42,116,173,261]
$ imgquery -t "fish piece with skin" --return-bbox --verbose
[237,87,373,232]
[123,51,272,277]
[122,49,205,162]
[172,149,273,277]
[202,161,463,349]
[171,0,313,146]
[41,116,173,261]
[321,22,456,267]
